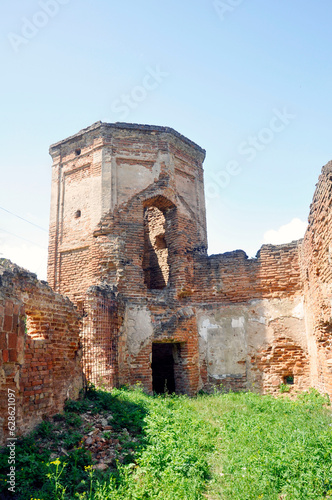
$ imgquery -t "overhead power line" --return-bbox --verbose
[0,206,48,232]
[0,227,48,249]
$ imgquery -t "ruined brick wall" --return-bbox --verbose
[300,161,332,396]
[47,121,329,399]
[184,241,308,395]
[195,294,308,394]
[192,242,302,304]
[0,260,82,446]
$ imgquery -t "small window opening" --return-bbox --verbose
[75,148,81,156]
[75,210,81,218]
[284,375,294,385]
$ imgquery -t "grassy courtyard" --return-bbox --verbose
[0,385,331,499]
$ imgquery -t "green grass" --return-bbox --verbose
[194,389,332,499]
[0,386,331,499]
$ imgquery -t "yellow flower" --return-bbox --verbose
[50,459,61,466]
[84,465,93,471]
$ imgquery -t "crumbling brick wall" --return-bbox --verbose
[300,161,332,396]
[0,260,82,446]
[186,241,308,394]
[250,335,310,394]
[192,242,302,304]
[45,122,331,399]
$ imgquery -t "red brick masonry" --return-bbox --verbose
[0,261,82,446]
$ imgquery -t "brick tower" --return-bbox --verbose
[48,122,207,302]
[47,122,207,394]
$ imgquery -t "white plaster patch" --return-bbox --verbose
[210,373,225,380]
[199,318,219,341]
[292,298,304,319]
[232,316,245,328]
[249,316,266,325]
[126,306,154,356]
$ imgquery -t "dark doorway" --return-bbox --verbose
[152,343,176,394]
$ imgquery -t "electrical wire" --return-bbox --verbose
[0,227,48,249]
[0,206,48,232]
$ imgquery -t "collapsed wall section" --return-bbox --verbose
[0,260,82,446]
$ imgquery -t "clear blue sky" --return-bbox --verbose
[1,0,331,280]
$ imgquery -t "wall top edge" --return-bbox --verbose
[49,121,206,157]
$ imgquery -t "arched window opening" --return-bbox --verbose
[143,205,169,289]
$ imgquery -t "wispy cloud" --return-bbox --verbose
[263,218,307,245]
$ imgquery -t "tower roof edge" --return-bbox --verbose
[49,121,206,157]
